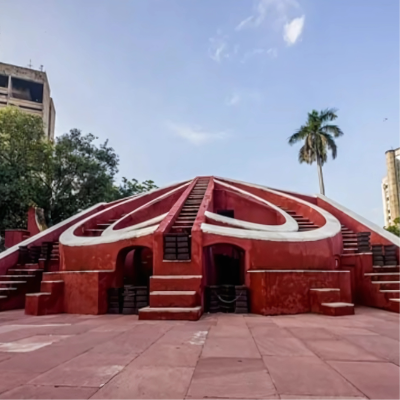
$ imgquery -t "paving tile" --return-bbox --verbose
[343,334,400,365]
[280,396,366,399]
[207,324,250,338]
[0,370,37,395]
[254,337,315,357]
[92,366,194,399]
[90,323,171,357]
[201,337,260,358]
[0,341,92,373]
[29,352,126,388]
[0,384,98,399]
[157,326,209,345]
[288,327,339,340]
[328,327,379,336]
[250,326,294,338]
[366,325,400,341]
[304,339,383,361]
[328,361,400,399]
[187,357,278,399]
[0,335,69,353]
[132,343,202,367]
[263,356,363,397]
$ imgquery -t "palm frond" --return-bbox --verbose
[288,126,310,145]
[321,124,343,138]
[298,143,316,164]
[319,108,338,122]
[320,132,338,159]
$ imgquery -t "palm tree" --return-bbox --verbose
[288,108,344,195]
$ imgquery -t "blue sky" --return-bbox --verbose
[0,0,398,225]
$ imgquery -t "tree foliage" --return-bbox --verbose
[0,107,50,230]
[385,217,400,237]
[288,108,344,195]
[0,107,157,232]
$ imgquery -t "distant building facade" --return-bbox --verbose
[0,62,56,140]
[382,147,400,227]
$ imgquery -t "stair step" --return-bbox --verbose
[365,273,400,276]
[372,281,400,284]
[320,302,355,316]
[150,291,196,295]
[139,306,201,321]
[8,269,43,272]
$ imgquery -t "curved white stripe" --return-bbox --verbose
[213,179,298,232]
[204,177,341,241]
[201,222,338,242]
[318,194,400,247]
[60,179,192,247]
[103,183,190,235]
[61,224,159,247]
[0,203,106,260]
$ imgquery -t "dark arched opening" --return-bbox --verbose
[108,246,153,314]
[203,244,248,314]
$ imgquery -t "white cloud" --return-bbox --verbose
[236,0,300,30]
[267,48,278,58]
[283,15,305,45]
[235,16,255,31]
[226,93,241,106]
[208,31,230,63]
[166,122,229,146]
[241,48,265,63]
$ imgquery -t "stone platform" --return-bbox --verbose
[0,307,396,399]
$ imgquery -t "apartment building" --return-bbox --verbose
[382,147,400,227]
[0,62,56,140]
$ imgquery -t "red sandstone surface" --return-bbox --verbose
[0,307,396,399]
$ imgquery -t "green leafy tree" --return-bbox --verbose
[0,107,157,233]
[115,177,158,199]
[0,107,50,231]
[288,108,344,195]
[385,217,400,237]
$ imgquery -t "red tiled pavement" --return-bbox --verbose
[0,307,395,398]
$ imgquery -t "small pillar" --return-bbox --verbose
[4,229,30,248]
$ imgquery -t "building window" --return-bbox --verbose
[11,77,44,103]
[0,74,8,88]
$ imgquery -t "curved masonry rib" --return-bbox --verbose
[203,178,341,242]
[104,182,190,235]
[212,179,298,232]
[318,194,400,247]
[60,179,192,247]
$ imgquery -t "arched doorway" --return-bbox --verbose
[203,244,248,314]
[108,246,153,314]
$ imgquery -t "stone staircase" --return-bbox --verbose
[83,214,127,237]
[278,207,318,231]
[139,179,209,321]
[0,263,43,311]
[364,264,400,313]
[170,178,209,234]
[139,275,202,320]
[309,288,354,316]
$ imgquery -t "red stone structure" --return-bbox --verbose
[0,176,399,319]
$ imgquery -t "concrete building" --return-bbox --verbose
[0,62,56,140]
[382,147,400,227]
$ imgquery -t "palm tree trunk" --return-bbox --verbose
[316,155,325,195]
